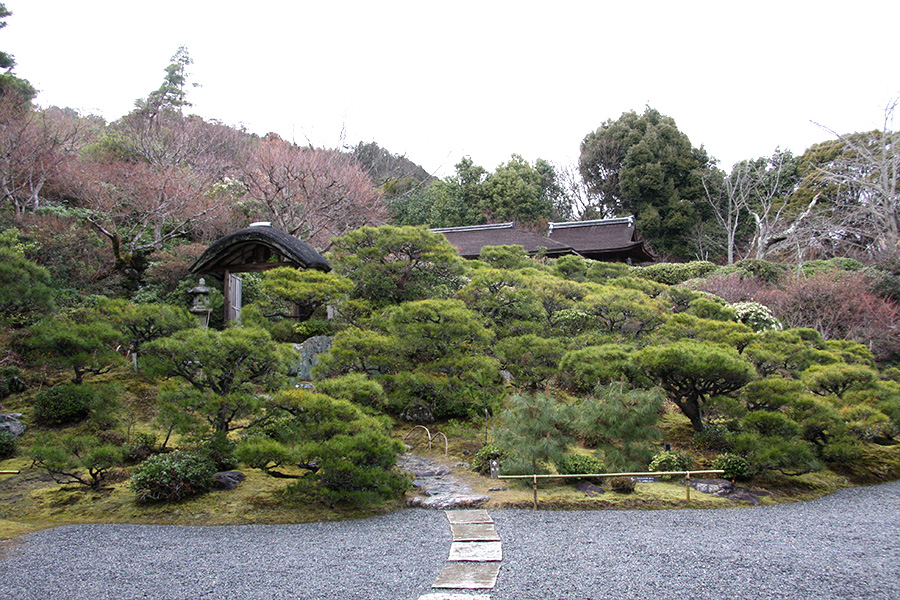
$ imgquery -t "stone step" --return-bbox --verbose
[450,523,500,542]
[448,541,502,562]
[445,509,493,524]
[432,562,502,590]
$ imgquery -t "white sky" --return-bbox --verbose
[4,1,898,178]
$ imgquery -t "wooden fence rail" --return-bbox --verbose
[498,470,726,508]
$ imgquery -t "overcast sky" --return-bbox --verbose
[4,1,898,177]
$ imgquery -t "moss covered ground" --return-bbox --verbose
[1,400,898,542]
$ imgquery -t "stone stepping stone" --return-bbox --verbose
[445,509,493,524]
[418,594,491,600]
[450,523,500,542]
[432,562,501,589]
[448,541,502,562]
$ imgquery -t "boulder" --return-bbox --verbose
[291,335,333,380]
[689,478,734,496]
[213,470,245,490]
[400,403,434,424]
[0,414,25,437]
[575,481,606,496]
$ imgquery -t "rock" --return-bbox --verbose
[407,494,490,510]
[400,403,434,424]
[0,414,25,437]
[727,489,762,505]
[690,478,764,504]
[213,470,245,490]
[690,478,734,496]
[575,481,606,496]
[291,335,333,380]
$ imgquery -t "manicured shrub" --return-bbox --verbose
[608,476,635,494]
[742,411,801,439]
[819,439,863,464]
[124,432,157,463]
[131,451,216,502]
[731,258,787,284]
[632,261,718,285]
[0,367,25,399]
[557,344,636,393]
[314,374,386,410]
[200,431,237,471]
[286,429,409,506]
[555,454,605,484]
[685,297,736,322]
[694,425,731,452]
[584,261,631,282]
[730,301,782,332]
[711,452,752,481]
[33,384,95,426]
[472,443,507,476]
[649,450,694,480]
[29,434,123,489]
[0,430,17,458]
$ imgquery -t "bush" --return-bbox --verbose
[686,297,736,321]
[131,451,217,502]
[731,259,787,284]
[33,384,95,426]
[557,344,636,393]
[711,452,752,481]
[0,367,25,399]
[200,431,237,471]
[730,301,782,332]
[608,476,635,494]
[286,429,409,506]
[472,443,507,476]
[632,261,718,285]
[694,425,731,452]
[555,454,605,484]
[648,450,694,480]
[0,430,17,458]
[820,439,863,464]
[585,261,631,282]
[29,433,123,488]
[124,432,157,463]
[314,374,386,410]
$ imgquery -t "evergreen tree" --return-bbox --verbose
[494,392,574,474]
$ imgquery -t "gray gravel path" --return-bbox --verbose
[2,481,899,600]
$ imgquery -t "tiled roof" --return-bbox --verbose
[547,217,654,262]
[432,223,573,259]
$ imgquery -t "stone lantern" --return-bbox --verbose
[188,278,212,327]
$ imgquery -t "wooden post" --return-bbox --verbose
[685,471,691,502]
[223,269,231,323]
[533,474,539,509]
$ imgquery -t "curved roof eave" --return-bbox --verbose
[189,225,332,277]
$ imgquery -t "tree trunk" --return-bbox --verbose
[672,396,704,432]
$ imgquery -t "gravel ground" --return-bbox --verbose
[2,481,899,600]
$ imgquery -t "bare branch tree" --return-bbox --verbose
[810,98,900,256]
[0,98,81,219]
[239,136,386,249]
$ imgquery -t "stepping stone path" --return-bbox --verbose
[418,509,502,600]
[398,453,490,510]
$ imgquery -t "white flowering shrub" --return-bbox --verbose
[730,301,782,332]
